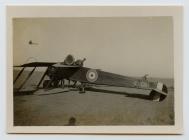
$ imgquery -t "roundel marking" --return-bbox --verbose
[86,69,98,82]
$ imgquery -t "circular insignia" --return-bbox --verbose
[86,69,98,82]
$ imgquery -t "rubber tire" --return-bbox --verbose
[52,80,59,88]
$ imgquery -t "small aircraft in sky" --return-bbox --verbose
[14,54,168,102]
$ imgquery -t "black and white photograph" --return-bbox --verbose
[7,6,183,134]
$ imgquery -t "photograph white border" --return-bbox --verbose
[6,6,183,134]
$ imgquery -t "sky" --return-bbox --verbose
[13,17,173,78]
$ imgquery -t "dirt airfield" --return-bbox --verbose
[13,70,174,126]
[14,74,174,126]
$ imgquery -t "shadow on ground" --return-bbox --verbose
[14,86,151,101]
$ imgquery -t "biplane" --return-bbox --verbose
[14,54,168,102]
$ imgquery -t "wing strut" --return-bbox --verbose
[13,67,25,84]
[18,67,36,91]
[36,68,48,89]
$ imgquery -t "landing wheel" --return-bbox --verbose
[52,80,59,88]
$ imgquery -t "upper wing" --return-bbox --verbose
[14,62,57,67]
[52,63,80,68]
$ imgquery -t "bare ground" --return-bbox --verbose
[13,70,174,126]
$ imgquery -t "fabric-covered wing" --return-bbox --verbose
[70,67,137,88]
[53,63,80,68]
[14,62,56,67]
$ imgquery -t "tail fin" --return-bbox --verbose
[149,83,168,102]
